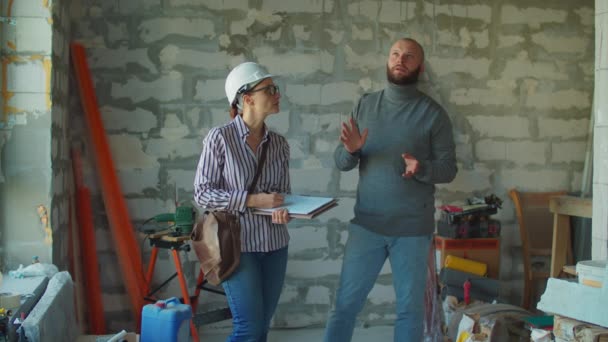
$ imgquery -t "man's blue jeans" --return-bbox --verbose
[222,246,288,342]
[324,224,431,342]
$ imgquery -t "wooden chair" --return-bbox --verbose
[509,189,568,310]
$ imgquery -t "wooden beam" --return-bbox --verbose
[549,195,592,218]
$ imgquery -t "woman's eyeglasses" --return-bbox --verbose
[248,84,280,96]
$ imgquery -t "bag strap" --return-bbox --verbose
[247,136,270,193]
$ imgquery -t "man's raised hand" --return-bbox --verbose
[340,117,368,153]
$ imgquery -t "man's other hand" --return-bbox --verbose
[402,153,419,178]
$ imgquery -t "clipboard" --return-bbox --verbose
[252,195,338,219]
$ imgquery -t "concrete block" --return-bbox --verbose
[256,50,322,78]
[423,3,491,23]
[293,25,312,42]
[501,5,567,27]
[502,53,568,80]
[551,141,587,163]
[526,90,590,110]
[117,168,160,194]
[500,169,569,192]
[325,28,345,45]
[126,198,173,221]
[368,284,396,305]
[6,60,47,93]
[531,31,590,54]
[107,22,129,44]
[438,163,491,193]
[317,197,356,224]
[594,126,608,184]
[290,167,332,193]
[145,138,201,159]
[343,45,384,72]
[286,84,321,106]
[160,45,244,72]
[300,112,340,135]
[450,87,516,106]
[475,140,506,161]
[378,1,407,24]
[15,18,52,54]
[498,35,525,48]
[261,0,334,13]
[101,106,158,133]
[288,226,328,253]
[160,113,190,140]
[506,141,546,165]
[347,1,378,21]
[89,47,157,73]
[266,111,290,135]
[467,115,529,138]
[286,259,343,278]
[321,82,359,105]
[287,136,309,159]
[138,18,215,43]
[194,79,226,102]
[437,29,489,49]
[305,286,330,305]
[108,135,159,169]
[575,7,594,27]
[167,169,198,193]
[428,56,490,79]
[350,25,371,41]
[118,0,161,13]
[210,108,231,127]
[2,0,50,17]
[314,137,337,154]
[168,0,247,10]
[111,71,183,103]
[278,284,299,303]
[538,118,590,139]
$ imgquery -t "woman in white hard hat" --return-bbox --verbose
[194,61,291,341]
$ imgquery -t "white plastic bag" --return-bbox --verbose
[8,263,58,279]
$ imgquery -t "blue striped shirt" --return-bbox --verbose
[194,115,290,252]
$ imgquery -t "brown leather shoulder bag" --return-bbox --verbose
[191,138,269,286]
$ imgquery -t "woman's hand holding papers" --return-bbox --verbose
[246,192,284,209]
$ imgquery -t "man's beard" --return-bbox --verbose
[386,64,420,85]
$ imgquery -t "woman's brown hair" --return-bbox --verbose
[229,103,238,119]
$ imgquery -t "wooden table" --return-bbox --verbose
[548,195,593,277]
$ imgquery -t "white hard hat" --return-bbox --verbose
[225,62,274,106]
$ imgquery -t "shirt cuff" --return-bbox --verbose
[228,190,248,212]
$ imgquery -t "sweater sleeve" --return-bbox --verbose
[334,99,362,171]
[414,110,458,184]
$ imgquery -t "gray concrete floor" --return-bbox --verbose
[198,326,394,342]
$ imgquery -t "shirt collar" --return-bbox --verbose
[233,114,270,141]
[385,82,419,102]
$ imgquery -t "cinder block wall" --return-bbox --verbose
[65,0,594,331]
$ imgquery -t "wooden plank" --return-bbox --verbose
[551,214,571,278]
[562,265,577,276]
[549,195,592,218]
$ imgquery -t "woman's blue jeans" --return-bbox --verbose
[324,224,431,342]
[221,246,288,342]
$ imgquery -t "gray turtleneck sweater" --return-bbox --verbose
[335,83,457,236]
